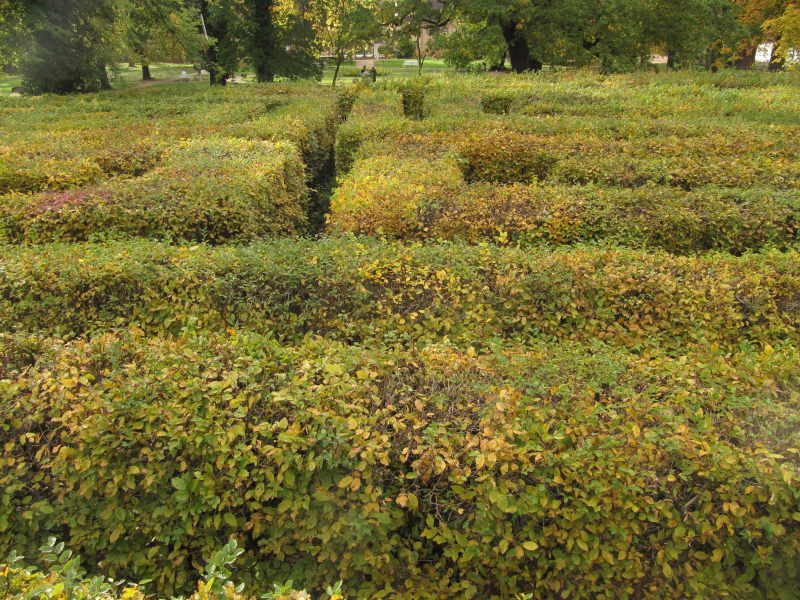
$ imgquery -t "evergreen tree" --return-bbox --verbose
[20,0,118,94]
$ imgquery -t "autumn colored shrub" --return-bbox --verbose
[1,331,798,599]
[227,96,338,183]
[397,80,428,120]
[0,83,338,197]
[1,537,338,600]
[480,93,514,115]
[3,71,800,600]
[0,139,309,243]
[459,133,559,184]
[552,154,800,190]
[331,77,800,251]
[328,155,464,237]
[94,142,165,177]
[0,239,798,348]
[330,176,800,253]
[0,157,105,195]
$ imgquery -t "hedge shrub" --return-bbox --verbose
[1,331,798,598]
[458,132,559,184]
[0,138,309,243]
[1,537,335,600]
[0,84,338,197]
[328,155,463,237]
[0,239,798,347]
[398,80,427,120]
[0,156,105,195]
[329,173,800,253]
[480,93,514,115]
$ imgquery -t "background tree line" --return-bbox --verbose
[0,0,798,93]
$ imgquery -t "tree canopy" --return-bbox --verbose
[1,0,796,93]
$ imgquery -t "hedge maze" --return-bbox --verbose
[1,72,799,600]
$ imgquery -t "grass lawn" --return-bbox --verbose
[1,59,453,94]
[320,58,453,85]
[0,74,21,94]
[0,63,202,95]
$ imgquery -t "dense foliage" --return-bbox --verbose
[330,72,800,251]
[0,83,338,242]
[1,331,798,598]
[1,72,799,600]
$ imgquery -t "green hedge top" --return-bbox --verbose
[0,84,337,196]
[0,238,798,346]
[1,331,798,598]
[0,138,310,244]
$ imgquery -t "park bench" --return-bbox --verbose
[403,60,419,68]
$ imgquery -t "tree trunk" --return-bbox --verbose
[251,0,277,83]
[331,58,343,87]
[99,68,112,90]
[416,34,425,75]
[501,22,541,73]
[735,44,757,69]
[666,49,676,70]
[256,64,275,83]
[141,59,153,81]
[200,0,227,86]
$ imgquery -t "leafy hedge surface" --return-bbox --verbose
[1,331,798,599]
[0,84,337,242]
[1,536,335,600]
[0,85,336,193]
[0,139,309,243]
[0,239,798,347]
[3,73,800,600]
[329,74,800,251]
[330,161,800,253]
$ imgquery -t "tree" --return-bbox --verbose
[560,0,654,73]
[123,0,202,81]
[0,0,29,71]
[734,0,787,67]
[274,0,324,79]
[644,0,742,69]
[380,0,450,74]
[444,0,743,73]
[196,0,240,85]
[763,2,800,65]
[430,20,507,70]
[311,0,378,85]
[20,0,119,94]
[442,0,558,72]
[241,0,279,82]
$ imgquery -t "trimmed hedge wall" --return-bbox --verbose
[1,332,798,598]
[0,139,309,243]
[0,85,338,242]
[0,239,798,346]
[329,78,800,250]
[330,157,800,253]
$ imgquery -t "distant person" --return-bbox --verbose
[369,66,377,83]
[360,66,369,80]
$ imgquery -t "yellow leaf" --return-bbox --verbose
[522,541,539,551]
